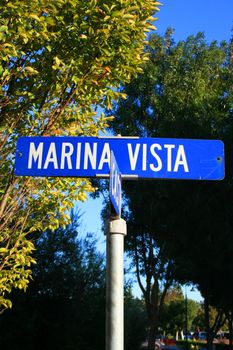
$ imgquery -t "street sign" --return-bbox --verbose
[15,136,225,180]
[109,151,122,217]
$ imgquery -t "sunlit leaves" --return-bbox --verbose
[0,0,160,310]
[0,0,160,135]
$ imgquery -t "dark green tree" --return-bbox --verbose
[124,287,147,350]
[160,289,199,337]
[108,29,233,350]
[123,180,175,350]
[0,211,106,350]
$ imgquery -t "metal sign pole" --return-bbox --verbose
[106,218,127,350]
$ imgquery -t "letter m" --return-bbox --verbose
[28,142,43,169]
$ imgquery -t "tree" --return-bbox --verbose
[192,304,228,335]
[160,288,200,337]
[124,180,175,350]
[108,29,233,349]
[0,0,160,310]
[124,287,148,350]
[0,211,106,350]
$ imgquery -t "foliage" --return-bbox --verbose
[158,287,200,336]
[0,212,150,350]
[163,285,183,303]
[108,29,233,348]
[124,287,148,350]
[0,212,106,350]
[0,0,160,310]
[192,304,228,333]
[160,296,199,335]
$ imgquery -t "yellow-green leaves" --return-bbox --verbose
[0,234,35,313]
[1,0,161,137]
[24,66,39,74]
[28,13,41,22]
[0,0,160,311]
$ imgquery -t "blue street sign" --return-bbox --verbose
[110,151,122,217]
[14,136,224,180]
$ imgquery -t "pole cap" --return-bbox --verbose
[108,218,127,236]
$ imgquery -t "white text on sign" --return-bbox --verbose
[28,141,189,173]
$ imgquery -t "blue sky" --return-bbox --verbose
[157,0,233,43]
[78,0,233,301]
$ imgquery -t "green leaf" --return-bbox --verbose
[0,248,8,254]
[29,13,41,21]
[24,66,39,74]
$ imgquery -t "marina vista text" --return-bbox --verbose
[28,141,189,173]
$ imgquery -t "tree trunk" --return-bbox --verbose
[144,282,160,350]
[148,313,157,350]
